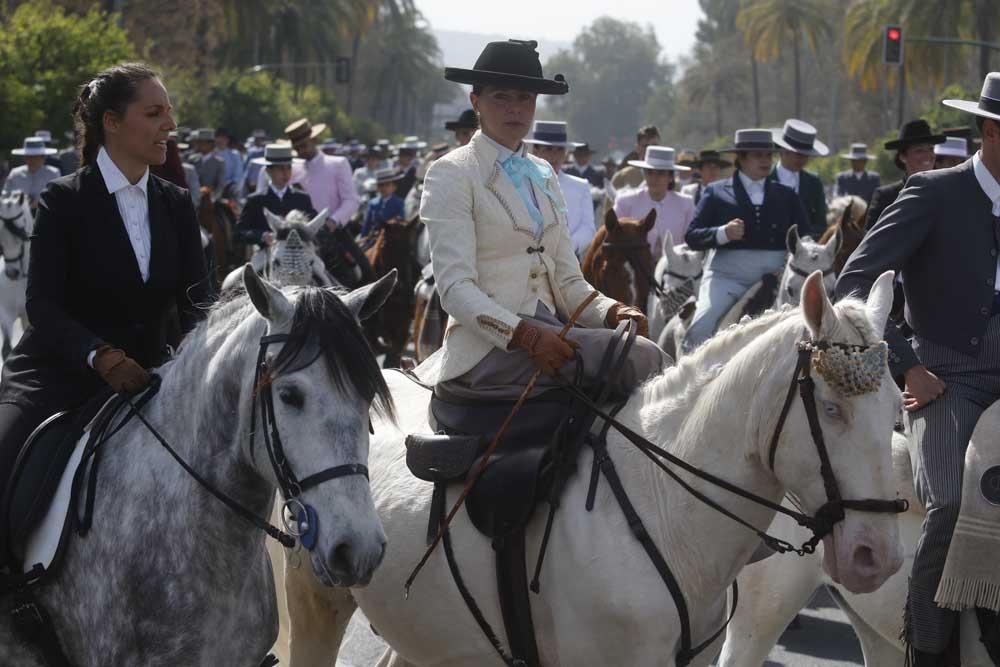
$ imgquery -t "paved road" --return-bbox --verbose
[333,587,864,667]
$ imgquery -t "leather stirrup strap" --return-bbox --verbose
[10,591,75,667]
[494,531,540,667]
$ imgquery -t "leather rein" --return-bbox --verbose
[560,336,908,558]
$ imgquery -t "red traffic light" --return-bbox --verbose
[887,28,901,42]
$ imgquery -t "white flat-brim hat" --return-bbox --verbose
[772,119,829,157]
[12,137,57,156]
[934,136,970,159]
[943,72,1000,122]
[250,143,303,166]
[627,145,692,172]
[523,120,584,149]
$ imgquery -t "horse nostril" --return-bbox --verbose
[852,544,878,573]
[333,542,353,574]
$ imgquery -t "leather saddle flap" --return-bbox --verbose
[405,433,485,483]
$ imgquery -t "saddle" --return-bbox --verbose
[404,322,638,667]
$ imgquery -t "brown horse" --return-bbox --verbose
[363,215,423,367]
[820,195,868,275]
[197,187,245,288]
[581,208,658,311]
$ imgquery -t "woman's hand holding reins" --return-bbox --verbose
[606,303,649,338]
[93,345,152,395]
[511,321,577,376]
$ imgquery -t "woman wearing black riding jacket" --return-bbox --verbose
[0,63,210,499]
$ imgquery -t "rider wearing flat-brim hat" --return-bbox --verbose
[864,119,946,230]
[414,38,666,404]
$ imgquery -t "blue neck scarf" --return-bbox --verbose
[500,153,565,236]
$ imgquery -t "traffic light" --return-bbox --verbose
[335,57,351,84]
[883,25,903,65]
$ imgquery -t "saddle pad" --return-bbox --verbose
[18,394,118,575]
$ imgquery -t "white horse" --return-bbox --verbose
[776,225,842,307]
[278,270,906,666]
[0,191,33,357]
[0,268,395,666]
[222,208,334,291]
[719,409,1000,667]
[648,231,705,342]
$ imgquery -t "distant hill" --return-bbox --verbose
[432,29,570,68]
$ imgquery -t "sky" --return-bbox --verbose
[415,0,703,65]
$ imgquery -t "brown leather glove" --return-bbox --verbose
[92,346,152,395]
[605,303,649,338]
[510,321,577,376]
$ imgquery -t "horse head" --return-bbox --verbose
[241,266,397,586]
[779,224,840,306]
[823,195,868,275]
[0,190,33,280]
[582,207,656,309]
[756,270,903,593]
[264,208,330,287]
[656,231,705,322]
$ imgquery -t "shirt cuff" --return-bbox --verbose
[715,226,731,245]
[87,348,97,369]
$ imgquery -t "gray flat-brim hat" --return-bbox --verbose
[721,129,776,153]
[251,143,302,166]
[523,120,583,148]
[772,119,829,157]
[943,72,1000,123]
[839,142,876,160]
[12,137,57,156]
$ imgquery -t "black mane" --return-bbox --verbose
[271,287,395,421]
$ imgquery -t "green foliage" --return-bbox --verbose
[165,68,386,143]
[544,17,673,155]
[0,0,136,156]
[920,83,979,131]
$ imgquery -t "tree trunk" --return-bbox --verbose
[751,57,761,126]
[346,34,361,115]
[792,29,802,118]
[976,0,995,81]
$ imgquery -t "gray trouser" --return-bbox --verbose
[683,248,786,352]
[905,317,1000,652]
[439,303,669,402]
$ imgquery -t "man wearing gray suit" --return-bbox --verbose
[834,74,1000,666]
[186,128,226,199]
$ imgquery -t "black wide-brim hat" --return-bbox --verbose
[884,119,946,150]
[445,109,479,131]
[444,39,569,95]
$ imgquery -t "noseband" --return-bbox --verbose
[251,333,370,551]
[788,263,834,279]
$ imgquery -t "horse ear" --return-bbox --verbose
[17,191,25,207]
[839,201,853,229]
[264,209,285,234]
[866,270,895,335]
[641,208,657,235]
[340,269,397,321]
[305,208,329,238]
[243,264,294,324]
[785,224,800,254]
[605,179,617,204]
[604,208,619,233]
[661,231,675,261]
[826,224,844,255]
[801,270,834,339]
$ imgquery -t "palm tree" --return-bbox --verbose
[736,0,831,118]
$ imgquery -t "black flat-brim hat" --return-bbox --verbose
[884,119,946,150]
[698,149,732,168]
[943,72,1000,124]
[444,39,569,95]
[445,108,479,131]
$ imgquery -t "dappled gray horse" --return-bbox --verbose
[0,191,33,357]
[0,267,396,666]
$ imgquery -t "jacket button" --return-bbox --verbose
[530,272,537,279]
[972,337,980,346]
[983,307,991,316]
[988,279,994,287]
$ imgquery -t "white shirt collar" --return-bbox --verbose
[269,183,288,199]
[738,170,766,192]
[480,132,523,163]
[973,151,1000,216]
[96,146,149,195]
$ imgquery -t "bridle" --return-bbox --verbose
[251,333,370,550]
[0,212,29,278]
[788,262,834,279]
[561,334,908,557]
[599,239,664,297]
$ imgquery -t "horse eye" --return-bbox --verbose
[822,401,844,421]
[278,386,304,409]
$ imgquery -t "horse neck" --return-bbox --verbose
[143,307,274,519]
[612,312,799,608]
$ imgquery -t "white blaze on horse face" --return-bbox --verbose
[779,272,903,594]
